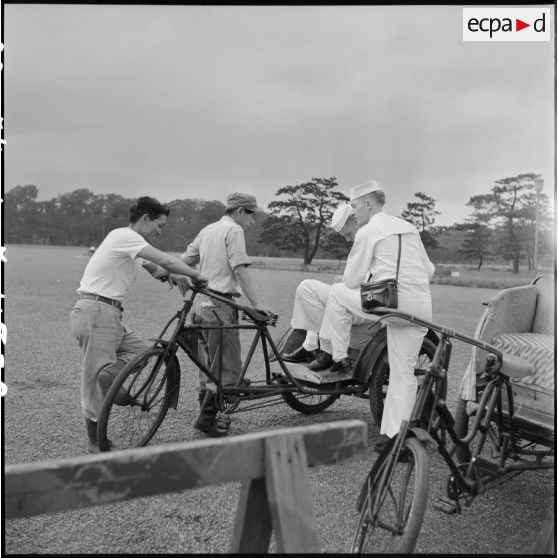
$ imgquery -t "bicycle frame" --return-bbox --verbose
[149,286,362,409]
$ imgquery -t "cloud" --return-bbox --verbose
[4,4,555,226]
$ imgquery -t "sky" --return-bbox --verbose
[3,4,556,226]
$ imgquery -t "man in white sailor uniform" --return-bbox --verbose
[310,180,435,449]
[282,202,360,363]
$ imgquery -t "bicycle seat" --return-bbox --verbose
[239,305,278,325]
[500,354,533,378]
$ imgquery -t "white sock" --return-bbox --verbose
[302,331,319,351]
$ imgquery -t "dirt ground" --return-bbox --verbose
[3,245,554,554]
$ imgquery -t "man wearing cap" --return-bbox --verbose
[282,202,360,363]
[311,181,435,448]
[181,192,274,437]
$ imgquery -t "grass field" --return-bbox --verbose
[246,255,551,289]
[3,244,554,554]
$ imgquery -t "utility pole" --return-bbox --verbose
[533,176,544,276]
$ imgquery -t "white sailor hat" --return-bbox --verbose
[349,180,382,201]
[330,203,352,232]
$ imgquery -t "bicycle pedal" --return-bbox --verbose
[433,497,458,515]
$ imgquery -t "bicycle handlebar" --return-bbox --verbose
[188,283,279,324]
[370,307,504,360]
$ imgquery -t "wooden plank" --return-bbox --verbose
[270,361,353,384]
[230,478,272,553]
[5,420,367,518]
[264,434,321,553]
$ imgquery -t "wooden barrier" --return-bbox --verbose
[5,419,367,553]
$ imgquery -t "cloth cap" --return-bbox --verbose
[226,192,264,212]
[330,203,352,232]
[349,180,382,201]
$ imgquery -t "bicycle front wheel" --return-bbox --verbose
[97,347,180,451]
[352,436,430,554]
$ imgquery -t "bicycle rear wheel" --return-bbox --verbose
[97,347,180,451]
[351,436,430,554]
[282,390,340,414]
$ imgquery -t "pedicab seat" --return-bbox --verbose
[460,275,554,442]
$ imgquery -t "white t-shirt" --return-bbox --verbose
[77,227,148,301]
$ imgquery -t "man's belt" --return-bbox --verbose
[207,289,241,299]
[79,293,124,311]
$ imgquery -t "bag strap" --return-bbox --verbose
[365,233,403,283]
[395,234,402,282]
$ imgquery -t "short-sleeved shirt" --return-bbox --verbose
[343,212,435,299]
[77,227,148,301]
[184,216,252,295]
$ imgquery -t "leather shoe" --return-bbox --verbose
[307,351,333,371]
[282,345,319,363]
[374,435,391,453]
[374,436,410,462]
[330,357,352,375]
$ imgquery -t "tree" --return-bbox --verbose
[457,194,494,270]
[56,188,100,245]
[259,177,348,266]
[401,192,441,251]
[4,185,40,243]
[321,228,353,268]
[489,172,552,273]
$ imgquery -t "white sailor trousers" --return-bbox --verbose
[381,300,431,437]
[318,282,431,437]
[290,279,332,333]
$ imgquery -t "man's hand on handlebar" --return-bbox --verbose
[252,304,275,318]
[192,274,208,289]
[165,273,208,296]
[165,273,191,296]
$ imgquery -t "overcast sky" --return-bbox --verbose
[4,4,555,225]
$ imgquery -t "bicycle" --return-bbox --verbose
[351,307,554,554]
[96,285,439,451]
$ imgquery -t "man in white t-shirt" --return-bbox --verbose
[70,196,208,453]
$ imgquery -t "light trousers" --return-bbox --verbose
[318,282,431,437]
[70,299,147,422]
[192,294,242,392]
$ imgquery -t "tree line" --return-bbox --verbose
[3,173,553,273]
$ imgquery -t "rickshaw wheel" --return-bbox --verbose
[453,396,505,465]
[368,337,439,426]
[282,390,340,414]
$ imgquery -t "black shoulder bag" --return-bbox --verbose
[360,234,401,312]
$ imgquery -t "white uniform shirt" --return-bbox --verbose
[343,212,435,298]
[184,216,252,295]
[77,227,148,301]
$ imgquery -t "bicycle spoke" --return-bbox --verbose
[99,348,178,450]
[352,438,429,554]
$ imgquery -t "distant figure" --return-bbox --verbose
[89,246,96,256]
